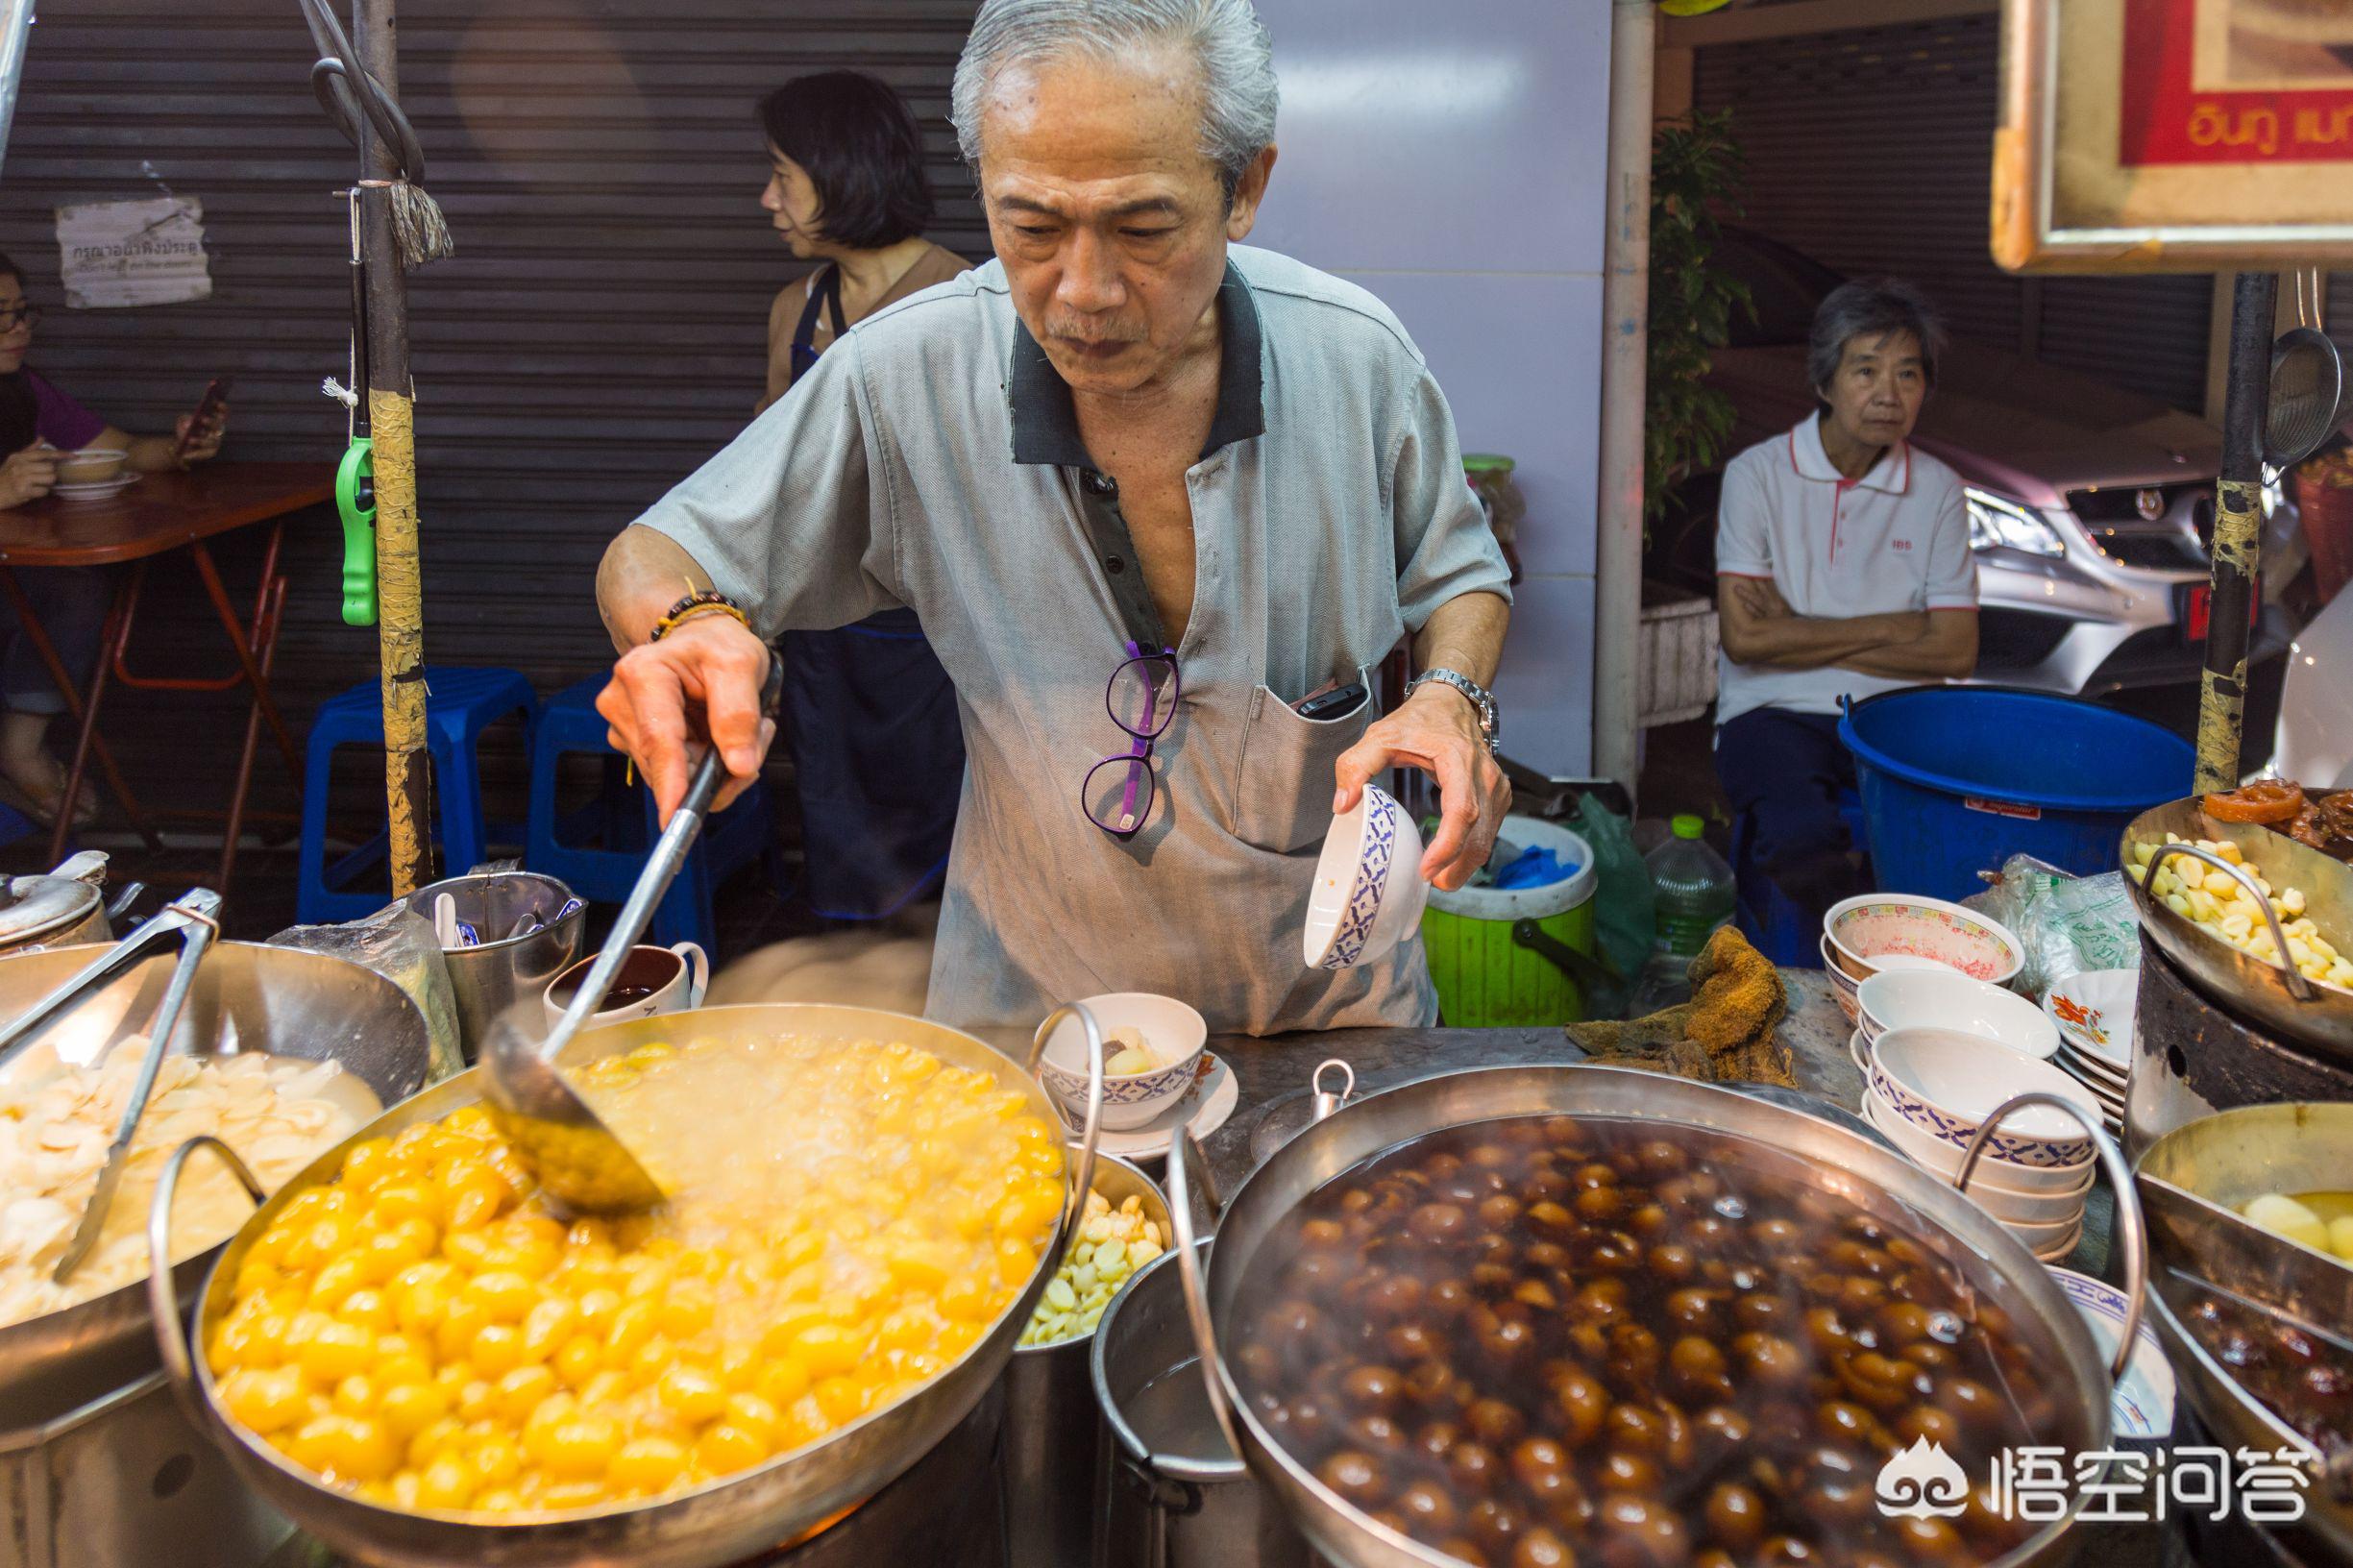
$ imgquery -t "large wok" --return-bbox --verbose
[146,1001,1104,1568]
[2121,799,2353,1064]
[1165,1064,2140,1568]
[0,941,433,1427]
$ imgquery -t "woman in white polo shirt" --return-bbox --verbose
[1713,280,1978,925]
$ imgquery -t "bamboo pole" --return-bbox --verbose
[1592,0,1655,798]
[2195,272,2276,796]
[354,0,431,895]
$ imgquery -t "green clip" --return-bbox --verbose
[334,438,379,627]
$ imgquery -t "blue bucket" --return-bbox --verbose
[1836,687,2193,902]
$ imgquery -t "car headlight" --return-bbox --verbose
[1966,487,2067,557]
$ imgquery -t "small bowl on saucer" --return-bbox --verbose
[1858,968,2058,1059]
[1304,783,1427,969]
[55,447,127,485]
[1039,992,1208,1131]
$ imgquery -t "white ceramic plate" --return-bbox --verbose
[2046,1267,2176,1437]
[2055,1041,2128,1087]
[51,475,136,501]
[1055,1051,1238,1159]
[2042,968,2136,1074]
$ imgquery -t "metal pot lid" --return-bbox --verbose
[0,852,106,943]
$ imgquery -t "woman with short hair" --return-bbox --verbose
[1713,279,1978,926]
[753,70,969,919]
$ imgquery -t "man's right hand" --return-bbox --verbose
[595,613,776,824]
[0,447,58,510]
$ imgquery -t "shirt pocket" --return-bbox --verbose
[1230,670,1375,854]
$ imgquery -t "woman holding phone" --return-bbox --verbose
[752,70,968,919]
[0,253,228,823]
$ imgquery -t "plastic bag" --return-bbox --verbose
[1571,791,1653,1015]
[1963,854,2140,998]
[269,904,466,1083]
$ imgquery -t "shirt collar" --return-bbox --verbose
[1008,260,1266,468]
[1788,413,1910,495]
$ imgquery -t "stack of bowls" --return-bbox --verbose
[2039,968,2136,1137]
[1820,894,2025,1023]
[1861,1025,2102,1261]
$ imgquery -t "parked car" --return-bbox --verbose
[1649,230,2299,698]
[2276,585,2353,788]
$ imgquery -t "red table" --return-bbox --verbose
[0,461,333,886]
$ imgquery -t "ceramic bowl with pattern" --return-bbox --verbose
[1304,783,1427,970]
[1039,992,1209,1130]
[1857,968,2058,1059]
[2047,1267,2175,1439]
[1861,1086,2096,1194]
[1825,894,2025,988]
[1868,1026,2100,1168]
[1821,937,1863,1022]
[2040,968,2137,1075]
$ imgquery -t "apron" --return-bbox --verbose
[778,264,968,919]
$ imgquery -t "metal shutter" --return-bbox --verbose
[0,0,983,836]
[1692,12,2213,413]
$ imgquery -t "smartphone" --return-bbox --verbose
[1293,680,1367,722]
[172,378,232,459]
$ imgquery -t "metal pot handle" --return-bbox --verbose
[144,1134,265,1430]
[1165,1057,1359,1464]
[2140,841,2316,1002]
[1028,1000,1107,1268]
[1164,1125,1242,1460]
[1955,1092,2145,1384]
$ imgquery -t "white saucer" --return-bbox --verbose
[2043,969,2135,1073]
[2046,1267,2176,1437]
[52,475,136,501]
[1056,1050,1238,1159]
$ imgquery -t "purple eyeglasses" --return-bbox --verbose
[1083,641,1181,838]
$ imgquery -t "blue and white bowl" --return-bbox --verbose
[1304,784,1428,970]
[2047,1267,2176,1438]
[1039,992,1209,1131]
[1868,1026,2100,1169]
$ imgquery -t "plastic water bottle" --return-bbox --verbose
[1633,815,1736,1011]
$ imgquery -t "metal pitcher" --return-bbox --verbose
[394,870,583,1060]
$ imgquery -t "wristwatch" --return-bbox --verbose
[1406,668,1500,754]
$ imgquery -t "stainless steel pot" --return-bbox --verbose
[1002,1153,1170,1568]
[0,853,121,958]
[2136,1103,2353,1562]
[393,872,583,1062]
[1164,1063,2141,1568]
[2120,800,2353,1065]
[146,1001,1106,1568]
[0,1368,290,1568]
[1091,1239,1312,1568]
[0,941,435,1429]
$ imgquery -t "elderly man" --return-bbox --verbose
[595,0,1512,1033]
[1714,279,1978,926]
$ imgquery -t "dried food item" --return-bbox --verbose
[206,1035,1063,1516]
[0,1048,375,1331]
[1231,1115,2057,1564]
[1017,1188,1164,1345]
[1569,926,1792,1087]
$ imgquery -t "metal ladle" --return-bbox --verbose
[478,654,783,1215]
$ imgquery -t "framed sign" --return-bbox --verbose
[1994,0,2353,271]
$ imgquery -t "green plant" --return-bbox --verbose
[1647,110,1753,527]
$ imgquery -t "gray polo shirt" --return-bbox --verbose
[632,243,1511,1034]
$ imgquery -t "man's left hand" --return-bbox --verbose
[1333,685,1509,892]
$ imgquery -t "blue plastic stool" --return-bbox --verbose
[524,676,775,954]
[1731,789,1868,968]
[297,667,540,924]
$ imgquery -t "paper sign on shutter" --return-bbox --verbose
[53,197,211,308]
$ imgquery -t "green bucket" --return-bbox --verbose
[1421,816,1598,1026]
